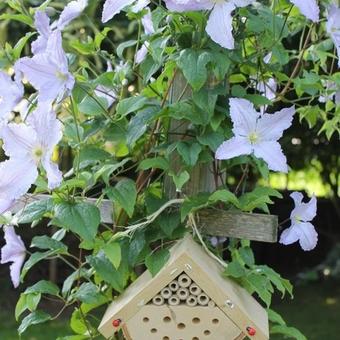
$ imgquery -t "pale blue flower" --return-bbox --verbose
[165,0,255,49]
[0,104,62,201]
[1,226,26,288]
[289,0,319,22]
[280,192,318,251]
[326,4,340,67]
[0,71,23,121]
[215,98,294,172]
[16,31,75,104]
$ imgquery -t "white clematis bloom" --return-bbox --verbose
[280,192,318,251]
[289,0,319,22]
[165,0,255,49]
[215,98,294,172]
[0,105,62,201]
[32,0,88,54]
[0,71,24,121]
[1,226,26,288]
[102,0,149,23]
[326,4,340,67]
[15,31,75,104]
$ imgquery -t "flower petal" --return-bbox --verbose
[54,0,88,30]
[9,256,25,288]
[297,221,318,251]
[131,0,150,13]
[289,0,319,22]
[102,0,135,23]
[256,106,295,141]
[279,224,300,245]
[0,198,15,214]
[0,71,24,121]
[229,98,259,136]
[290,193,317,222]
[135,42,149,64]
[326,4,340,67]
[206,2,235,49]
[42,154,63,190]
[141,8,155,35]
[31,11,51,54]
[0,159,38,199]
[165,0,212,12]
[1,123,37,158]
[253,140,288,172]
[215,136,252,160]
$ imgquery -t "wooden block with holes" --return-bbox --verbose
[98,234,269,340]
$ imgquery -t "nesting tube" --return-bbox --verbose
[169,280,179,292]
[189,283,202,296]
[178,274,192,288]
[168,296,180,306]
[176,287,190,300]
[161,287,172,300]
[208,300,216,308]
[186,295,198,307]
[197,293,209,306]
[152,295,165,306]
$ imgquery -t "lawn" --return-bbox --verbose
[0,281,339,339]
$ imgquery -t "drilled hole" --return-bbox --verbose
[163,316,171,323]
[193,338,199,340]
[204,330,211,336]
[163,337,170,340]
[150,328,157,333]
[143,317,149,323]
[178,323,186,329]
[192,317,200,324]
[212,318,219,324]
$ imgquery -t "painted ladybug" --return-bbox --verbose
[247,326,256,336]
[112,319,121,328]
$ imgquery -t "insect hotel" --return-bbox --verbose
[98,234,269,340]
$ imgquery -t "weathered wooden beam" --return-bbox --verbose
[197,209,278,243]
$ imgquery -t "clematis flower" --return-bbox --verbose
[0,104,62,201]
[32,0,88,54]
[102,0,149,23]
[210,236,227,247]
[1,226,26,288]
[15,31,75,104]
[256,77,277,101]
[165,0,255,49]
[215,98,294,172]
[280,192,318,251]
[0,71,23,121]
[135,8,155,64]
[289,0,319,22]
[326,4,340,67]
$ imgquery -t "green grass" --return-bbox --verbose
[1,281,339,339]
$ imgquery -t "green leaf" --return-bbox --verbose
[271,325,307,340]
[26,293,41,312]
[31,236,68,253]
[224,261,247,278]
[70,309,88,335]
[268,309,286,326]
[177,49,212,90]
[16,198,53,224]
[106,179,137,218]
[103,242,121,269]
[18,311,51,335]
[53,202,100,242]
[139,157,169,171]
[180,193,210,221]
[25,280,59,296]
[74,283,104,305]
[170,171,190,192]
[13,32,35,60]
[116,96,147,117]
[243,273,272,306]
[15,294,28,321]
[177,141,202,166]
[209,190,239,208]
[21,251,57,280]
[87,252,126,292]
[157,212,181,237]
[145,249,170,277]
[239,247,255,267]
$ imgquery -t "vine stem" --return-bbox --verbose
[188,214,228,269]
[277,25,313,100]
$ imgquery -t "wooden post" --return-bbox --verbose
[164,72,218,198]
